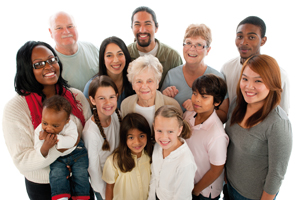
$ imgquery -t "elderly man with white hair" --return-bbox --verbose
[49,11,99,91]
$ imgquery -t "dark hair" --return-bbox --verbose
[231,54,282,128]
[43,95,72,118]
[113,113,153,173]
[89,75,122,151]
[192,74,227,110]
[237,16,266,38]
[14,41,69,100]
[154,105,192,139]
[131,6,159,28]
[98,36,135,98]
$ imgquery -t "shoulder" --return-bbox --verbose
[3,94,29,122]
[158,40,181,58]
[121,94,137,106]
[78,41,98,50]
[167,64,184,74]
[221,57,240,72]
[69,88,87,102]
[69,87,92,119]
[206,66,225,79]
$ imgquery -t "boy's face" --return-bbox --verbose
[41,107,70,135]
[191,90,219,115]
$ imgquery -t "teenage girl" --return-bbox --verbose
[149,105,197,200]
[102,113,153,200]
[82,75,122,200]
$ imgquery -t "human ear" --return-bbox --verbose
[261,36,267,47]
[177,125,183,137]
[89,96,96,106]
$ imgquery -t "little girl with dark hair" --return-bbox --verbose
[82,75,122,200]
[102,113,153,200]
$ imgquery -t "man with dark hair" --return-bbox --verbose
[128,6,182,89]
[221,16,290,114]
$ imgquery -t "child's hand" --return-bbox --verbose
[66,165,72,179]
[182,99,193,111]
[39,130,48,140]
[40,134,58,157]
[162,86,179,98]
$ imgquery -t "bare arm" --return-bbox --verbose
[105,183,114,200]
[193,164,224,196]
[260,191,276,200]
[216,98,229,123]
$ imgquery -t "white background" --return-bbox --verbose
[0,0,298,199]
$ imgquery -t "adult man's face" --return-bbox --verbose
[49,13,78,49]
[132,11,158,48]
[235,24,267,59]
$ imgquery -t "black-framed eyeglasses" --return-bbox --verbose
[183,42,207,50]
[32,56,59,69]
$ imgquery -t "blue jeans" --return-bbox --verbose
[227,181,277,200]
[50,140,89,199]
[95,192,103,200]
[193,193,220,200]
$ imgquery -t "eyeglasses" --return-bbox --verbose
[32,56,59,69]
[183,42,207,50]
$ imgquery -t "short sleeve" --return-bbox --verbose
[102,155,118,184]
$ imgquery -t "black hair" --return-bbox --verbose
[43,95,72,118]
[192,74,227,110]
[237,16,266,38]
[14,41,69,100]
[131,6,159,28]
[98,36,135,98]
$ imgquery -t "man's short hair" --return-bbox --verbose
[131,6,158,28]
[43,95,72,118]
[237,16,266,38]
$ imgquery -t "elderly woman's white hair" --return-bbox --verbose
[127,54,163,85]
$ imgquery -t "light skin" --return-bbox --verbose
[49,12,79,55]
[89,86,118,127]
[236,23,267,64]
[162,36,228,123]
[153,116,183,158]
[132,68,159,107]
[132,11,158,53]
[104,43,126,95]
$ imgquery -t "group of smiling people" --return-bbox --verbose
[2,8,292,200]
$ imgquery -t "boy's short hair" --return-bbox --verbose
[43,95,72,118]
[192,74,227,110]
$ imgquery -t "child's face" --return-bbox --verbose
[154,116,183,153]
[126,128,147,158]
[89,86,118,118]
[191,90,218,115]
[41,107,70,135]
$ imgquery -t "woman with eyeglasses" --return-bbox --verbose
[2,41,94,200]
[161,24,229,123]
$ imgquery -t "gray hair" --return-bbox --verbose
[49,11,76,29]
[127,54,163,85]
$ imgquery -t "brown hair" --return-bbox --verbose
[113,113,153,172]
[88,75,122,151]
[231,54,282,128]
[154,105,191,139]
[183,24,212,47]
[43,95,72,119]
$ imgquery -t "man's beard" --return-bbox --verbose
[136,33,152,47]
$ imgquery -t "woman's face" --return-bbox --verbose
[132,68,158,103]
[104,43,126,76]
[31,45,60,87]
[183,36,210,66]
[240,65,270,108]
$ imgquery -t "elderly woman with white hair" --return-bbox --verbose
[121,54,182,127]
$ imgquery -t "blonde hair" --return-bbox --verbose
[154,105,191,139]
[127,54,163,85]
[183,24,212,47]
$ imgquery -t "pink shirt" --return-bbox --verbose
[184,110,229,198]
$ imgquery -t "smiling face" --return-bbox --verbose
[132,11,157,50]
[89,86,118,119]
[32,45,60,88]
[126,128,147,158]
[104,43,126,76]
[154,116,183,156]
[240,65,270,108]
[183,36,211,66]
[42,107,69,135]
[235,24,267,60]
[132,68,158,105]
[191,90,218,117]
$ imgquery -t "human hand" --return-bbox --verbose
[182,99,194,111]
[66,165,72,179]
[40,134,58,157]
[39,130,48,140]
[162,86,178,98]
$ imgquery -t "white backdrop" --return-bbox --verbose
[0,0,298,199]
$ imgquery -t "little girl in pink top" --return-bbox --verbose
[184,74,229,200]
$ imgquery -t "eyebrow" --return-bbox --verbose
[105,50,123,54]
[237,31,258,36]
[32,55,54,63]
[242,73,261,78]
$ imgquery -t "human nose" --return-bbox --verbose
[63,27,70,34]
[139,24,146,33]
[113,55,119,62]
[246,80,254,89]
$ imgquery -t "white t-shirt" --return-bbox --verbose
[135,104,155,128]
[82,112,120,197]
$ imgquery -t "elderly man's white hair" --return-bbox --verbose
[127,54,163,85]
[49,11,76,29]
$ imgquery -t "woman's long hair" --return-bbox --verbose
[230,54,282,128]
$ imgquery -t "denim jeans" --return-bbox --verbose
[193,193,220,200]
[95,191,103,200]
[227,181,277,200]
[50,140,89,199]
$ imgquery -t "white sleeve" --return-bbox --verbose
[56,120,78,149]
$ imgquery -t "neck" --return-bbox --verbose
[55,43,78,55]
[184,62,207,75]
[43,85,56,99]
[97,112,112,128]
[240,52,261,65]
[137,97,155,107]
[195,109,214,126]
[246,101,264,113]
[136,40,156,53]
[163,138,183,159]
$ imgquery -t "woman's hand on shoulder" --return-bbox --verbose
[162,86,178,98]
[182,99,193,111]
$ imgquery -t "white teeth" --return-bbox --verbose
[62,34,73,38]
[188,54,197,57]
[44,72,55,77]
